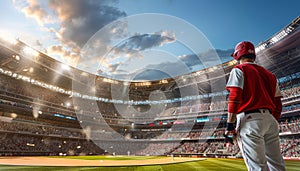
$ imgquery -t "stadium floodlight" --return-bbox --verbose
[160,79,168,84]
[66,90,72,95]
[12,73,18,78]
[255,43,267,53]
[270,28,290,44]
[227,60,237,66]
[26,143,35,147]
[135,81,152,86]
[21,76,30,82]
[10,113,17,118]
[13,55,20,61]
[65,102,71,107]
[80,72,89,76]
[207,66,218,72]
[103,78,118,84]
[61,63,71,71]
[22,68,29,72]
[0,34,18,45]
[22,46,39,58]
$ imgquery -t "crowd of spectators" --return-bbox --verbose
[160,84,300,118]
[281,84,300,98]
[130,128,233,141]
[135,142,178,156]
[0,121,84,138]
[173,142,209,154]
[172,140,239,156]
[2,68,300,123]
[130,128,227,140]
[160,101,227,117]
[0,133,104,156]
[0,74,73,109]
[161,84,300,118]
[203,142,239,155]
[188,129,224,139]
[172,136,299,158]
[279,76,300,93]
[280,138,300,158]
[1,111,299,157]
[279,117,300,134]
[129,118,300,157]
[1,64,300,158]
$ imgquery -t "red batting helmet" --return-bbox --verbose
[231,41,256,60]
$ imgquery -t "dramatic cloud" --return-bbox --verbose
[48,0,126,65]
[15,0,127,66]
[97,31,176,74]
[96,40,232,81]
[115,31,176,53]
[15,0,228,81]
[48,0,126,47]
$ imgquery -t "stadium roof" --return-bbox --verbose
[256,16,300,79]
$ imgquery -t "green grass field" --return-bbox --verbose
[0,156,299,171]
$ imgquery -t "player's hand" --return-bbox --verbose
[223,132,237,145]
[224,122,237,145]
[225,122,235,134]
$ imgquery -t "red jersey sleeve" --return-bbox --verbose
[227,87,243,114]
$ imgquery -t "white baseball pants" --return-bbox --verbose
[236,109,286,171]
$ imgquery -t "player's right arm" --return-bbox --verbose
[225,68,243,135]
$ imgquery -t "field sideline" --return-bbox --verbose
[0,156,299,171]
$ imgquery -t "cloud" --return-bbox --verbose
[19,0,53,26]
[97,31,176,75]
[179,54,202,69]
[15,0,126,66]
[48,0,126,66]
[115,31,176,53]
[48,0,126,48]
[47,45,80,66]
[179,49,233,68]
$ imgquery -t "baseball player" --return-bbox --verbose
[225,41,286,171]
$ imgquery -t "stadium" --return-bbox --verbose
[0,12,300,171]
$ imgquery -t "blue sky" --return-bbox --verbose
[116,0,300,49]
[0,0,299,80]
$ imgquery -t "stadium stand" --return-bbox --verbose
[0,16,299,159]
